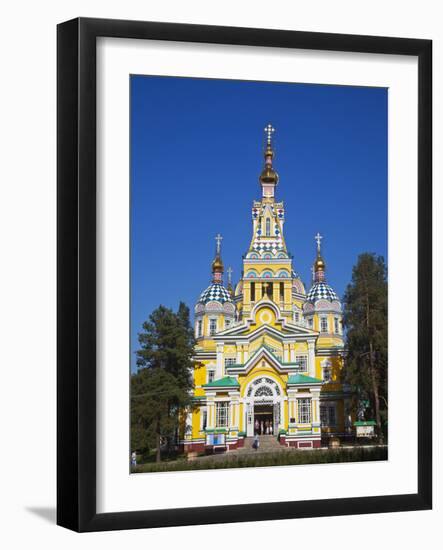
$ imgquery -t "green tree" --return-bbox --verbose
[131,368,188,462]
[343,253,388,441]
[132,302,195,461]
[136,303,194,392]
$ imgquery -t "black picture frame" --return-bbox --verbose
[57,17,432,532]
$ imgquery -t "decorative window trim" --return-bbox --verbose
[207,369,215,383]
[292,306,303,325]
[321,359,332,382]
[209,318,217,336]
[295,355,308,373]
[320,316,329,333]
[334,316,341,334]
[297,398,312,424]
[215,401,229,428]
[246,376,281,397]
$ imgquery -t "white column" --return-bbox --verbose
[288,392,296,425]
[283,343,289,362]
[311,389,321,427]
[229,393,240,430]
[236,344,242,364]
[308,340,316,377]
[216,343,224,378]
[206,395,216,429]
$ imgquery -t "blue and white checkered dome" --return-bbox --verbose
[198,283,233,304]
[306,282,339,303]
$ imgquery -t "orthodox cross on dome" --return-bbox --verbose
[311,265,315,282]
[264,123,275,145]
[315,232,323,255]
[227,266,233,285]
[215,233,223,254]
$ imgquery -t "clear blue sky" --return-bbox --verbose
[130,75,387,371]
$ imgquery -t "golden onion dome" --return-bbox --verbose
[212,255,224,272]
[314,255,326,272]
[259,143,279,185]
[259,166,279,185]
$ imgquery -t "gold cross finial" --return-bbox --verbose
[264,123,275,145]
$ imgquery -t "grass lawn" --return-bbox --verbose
[131,445,388,473]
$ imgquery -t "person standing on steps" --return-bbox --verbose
[253,433,260,451]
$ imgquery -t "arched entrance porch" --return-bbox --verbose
[244,376,283,437]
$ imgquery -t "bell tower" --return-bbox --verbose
[239,125,296,318]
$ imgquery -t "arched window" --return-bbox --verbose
[255,386,273,397]
[265,218,271,236]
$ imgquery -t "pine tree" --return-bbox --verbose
[132,303,195,462]
[131,368,188,462]
[343,253,388,441]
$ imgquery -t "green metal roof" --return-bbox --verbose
[287,374,323,385]
[203,376,240,388]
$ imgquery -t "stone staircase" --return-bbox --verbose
[236,435,284,455]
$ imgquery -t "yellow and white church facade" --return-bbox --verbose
[183,125,353,453]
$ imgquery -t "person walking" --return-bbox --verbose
[253,433,260,451]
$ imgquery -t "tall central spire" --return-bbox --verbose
[259,123,279,198]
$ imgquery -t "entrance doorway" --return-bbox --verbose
[254,404,274,435]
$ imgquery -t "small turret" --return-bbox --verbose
[194,235,235,339]
[306,233,339,302]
